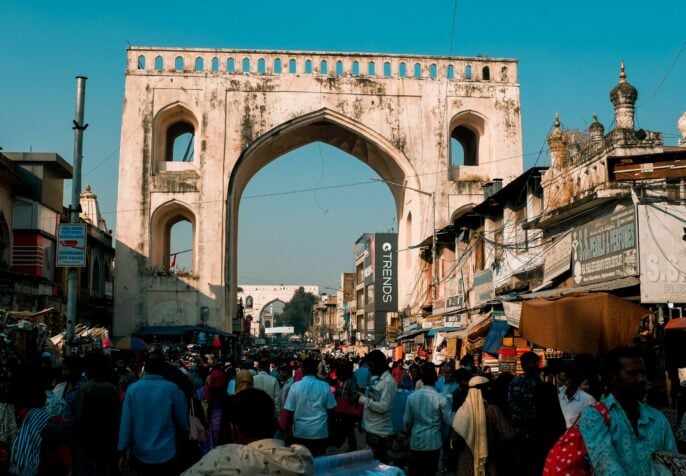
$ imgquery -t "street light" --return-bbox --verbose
[371,178,438,299]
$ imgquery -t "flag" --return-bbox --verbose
[170,254,177,268]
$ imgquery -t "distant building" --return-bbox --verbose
[238,284,319,336]
[353,232,399,345]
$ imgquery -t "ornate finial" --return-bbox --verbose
[592,114,598,123]
[85,184,92,192]
[619,60,626,83]
[554,112,560,128]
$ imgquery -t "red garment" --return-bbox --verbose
[391,366,404,385]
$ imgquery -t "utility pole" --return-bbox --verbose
[65,76,88,356]
[372,178,438,299]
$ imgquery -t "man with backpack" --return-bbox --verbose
[579,346,676,475]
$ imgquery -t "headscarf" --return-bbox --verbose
[452,375,489,476]
[234,370,254,394]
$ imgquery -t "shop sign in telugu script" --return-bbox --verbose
[572,207,637,286]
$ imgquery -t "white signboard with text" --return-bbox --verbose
[638,204,686,303]
[57,224,86,267]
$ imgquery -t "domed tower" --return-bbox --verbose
[678,112,686,146]
[547,113,568,168]
[609,61,638,130]
[588,115,605,144]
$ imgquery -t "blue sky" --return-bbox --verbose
[2,1,685,291]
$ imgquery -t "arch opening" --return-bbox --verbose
[150,201,196,274]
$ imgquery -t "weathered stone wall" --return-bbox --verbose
[114,47,523,335]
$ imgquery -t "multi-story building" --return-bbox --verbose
[0,152,115,332]
[353,232,398,345]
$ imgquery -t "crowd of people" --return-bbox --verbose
[0,343,684,475]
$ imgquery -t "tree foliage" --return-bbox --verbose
[281,287,318,335]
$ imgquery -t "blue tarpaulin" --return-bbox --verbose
[482,320,510,355]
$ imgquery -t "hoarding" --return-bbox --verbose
[264,326,295,334]
[542,232,572,283]
[373,233,398,311]
[473,268,495,305]
[57,224,86,267]
[638,204,686,303]
[571,207,638,286]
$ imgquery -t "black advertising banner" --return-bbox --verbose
[374,233,398,311]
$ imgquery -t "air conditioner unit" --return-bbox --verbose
[445,294,465,313]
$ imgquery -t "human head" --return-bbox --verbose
[366,350,387,376]
[602,346,646,402]
[421,363,437,386]
[520,352,541,375]
[227,388,277,443]
[144,351,165,376]
[408,364,420,380]
[455,367,472,386]
[61,355,83,382]
[442,362,455,382]
[259,358,270,372]
[234,369,254,393]
[302,358,319,376]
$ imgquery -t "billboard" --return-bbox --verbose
[571,207,638,286]
[373,233,398,311]
[638,204,686,303]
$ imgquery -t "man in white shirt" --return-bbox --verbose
[404,363,452,476]
[284,358,337,456]
[558,365,596,428]
[253,358,282,414]
[358,350,397,463]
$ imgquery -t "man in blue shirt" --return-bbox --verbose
[118,351,189,475]
[579,346,677,475]
[284,357,337,456]
[355,357,372,391]
[404,363,452,476]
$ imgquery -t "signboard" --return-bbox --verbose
[473,268,495,305]
[571,207,638,287]
[543,232,572,283]
[57,224,86,267]
[445,294,465,313]
[503,301,522,328]
[638,204,686,303]
[264,326,294,334]
[373,233,398,311]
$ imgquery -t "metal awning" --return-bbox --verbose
[519,276,640,300]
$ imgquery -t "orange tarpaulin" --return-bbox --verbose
[520,292,651,356]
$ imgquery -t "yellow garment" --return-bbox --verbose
[181,438,313,475]
[235,370,253,394]
[452,376,489,476]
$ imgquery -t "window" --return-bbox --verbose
[227,58,235,73]
[429,64,437,79]
[465,64,472,79]
[137,55,146,70]
[368,61,376,76]
[414,63,421,78]
[194,57,204,72]
[482,66,490,80]
[155,56,164,71]
[289,59,296,73]
[274,58,282,74]
[175,56,184,71]
[257,58,266,74]
[500,66,508,82]
[211,57,219,72]
[305,59,312,74]
[165,121,195,162]
[320,60,328,75]
[383,62,391,77]
[245,296,254,308]
[242,57,250,73]
[352,61,360,77]
[150,201,195,273]
[447,64,454,79]
[451,125,478,166]
[399,62,407,78]
[336,61,344,76]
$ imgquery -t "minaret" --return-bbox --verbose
[588,115,605,144]
[547,113,568,168]
[609,60,638,130]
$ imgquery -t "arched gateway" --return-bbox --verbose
[114,47,523,336]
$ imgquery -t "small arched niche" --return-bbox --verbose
[153,103,200,172]
[150,201,196,273]
[448,111,488,178]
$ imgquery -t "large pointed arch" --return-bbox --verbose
[226,108,422,319]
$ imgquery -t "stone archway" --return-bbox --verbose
[114,47,523,336]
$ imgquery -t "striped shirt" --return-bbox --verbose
[403,385,452,451]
